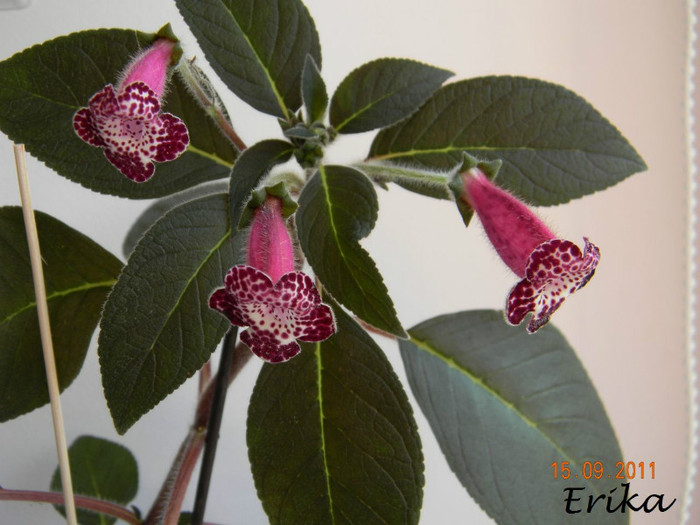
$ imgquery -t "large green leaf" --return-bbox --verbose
[98,193,244,433]
[0,207,121,423]
[248,301,424,524]
[175,0,321,119]
[330,58,452,134]
[296,165,405,338]
[0,29,236,199]
[400,310,626,524]
[122,181,229,258]
[369,76,646,205]
[51,435,138,525]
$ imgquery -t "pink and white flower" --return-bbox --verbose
[209,196,336,363]
[73,39,189,182]
[460,167,600,333]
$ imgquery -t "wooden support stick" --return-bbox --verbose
[13,144,78,525]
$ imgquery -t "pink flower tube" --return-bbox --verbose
[73,38,189,182]
[460,167,600,333]
[209,196,336,363]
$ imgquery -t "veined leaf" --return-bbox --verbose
[98,193,244,433]
[400,310,626,524]
[0,207,121,422]
[369,76,646,205]
[122,181,229,258]
[0,29,236,199]
[296,165,405,338]
[330,58,452,134]
[175,0,321,119]
[248,301,424,524]
[51,435,138,525]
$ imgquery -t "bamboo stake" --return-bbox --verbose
[13,143,78,525]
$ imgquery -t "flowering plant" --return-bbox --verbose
[0,1,647,524]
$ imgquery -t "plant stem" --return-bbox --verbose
[144,336,251,524]
[144,427,206,525]
[178,60,247,152]
[191,328,239,525]
[0,487,140,524]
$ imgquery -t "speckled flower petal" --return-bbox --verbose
[150,113,190,162]
[73,85,119,147]
[506,238,600,333]
[240,330,301,363]
[209,265,336,363]
[117,81,161,121]
[72,82,189,182]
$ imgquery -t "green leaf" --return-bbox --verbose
[302,55,328,123]
[98,193,244,433]
[400,310,627,524]
[369,76,646,205]
[229,140,294,231]
[248,301,424,524]
[0,29,236,199]
[51,435,138,525]
[0,207,121,423]
[296,165,405,337]
[122,181,229,258]
[330,58,452,134]
[175,0,321,119]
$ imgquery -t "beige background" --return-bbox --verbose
[0,1,693,523]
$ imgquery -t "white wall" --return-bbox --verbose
[0,1,692,524]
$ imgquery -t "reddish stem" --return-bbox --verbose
[0,487,139,524]
[144,427,206,525]
[143,342,252,524]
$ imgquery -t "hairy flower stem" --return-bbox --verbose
[191,328,241,525]
[178,60,247,152]
[0,487,140,524]
[144,336,251,525]
[144,428,206,525]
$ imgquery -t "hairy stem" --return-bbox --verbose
[144,338,251,524]
[144,428,206,525]
[0,487,139,524]
[178,60,247,152]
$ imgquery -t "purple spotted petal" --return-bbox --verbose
[117,81,161,120]
[240,330,301,363]
[72,81,189,182]
[209,265,337,363]
[506,238,600,333]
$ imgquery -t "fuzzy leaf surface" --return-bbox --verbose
[0,207,121,422]
[122,181,229,258]
[369,76,646,205]
[296,165,405,337]
[330,58,452,134]
[175,0,321,119]
[0,29,236,198]
[248,302,424,524]
[99,194,243,433]
[51,435,138,525]
[400,310,626,524]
